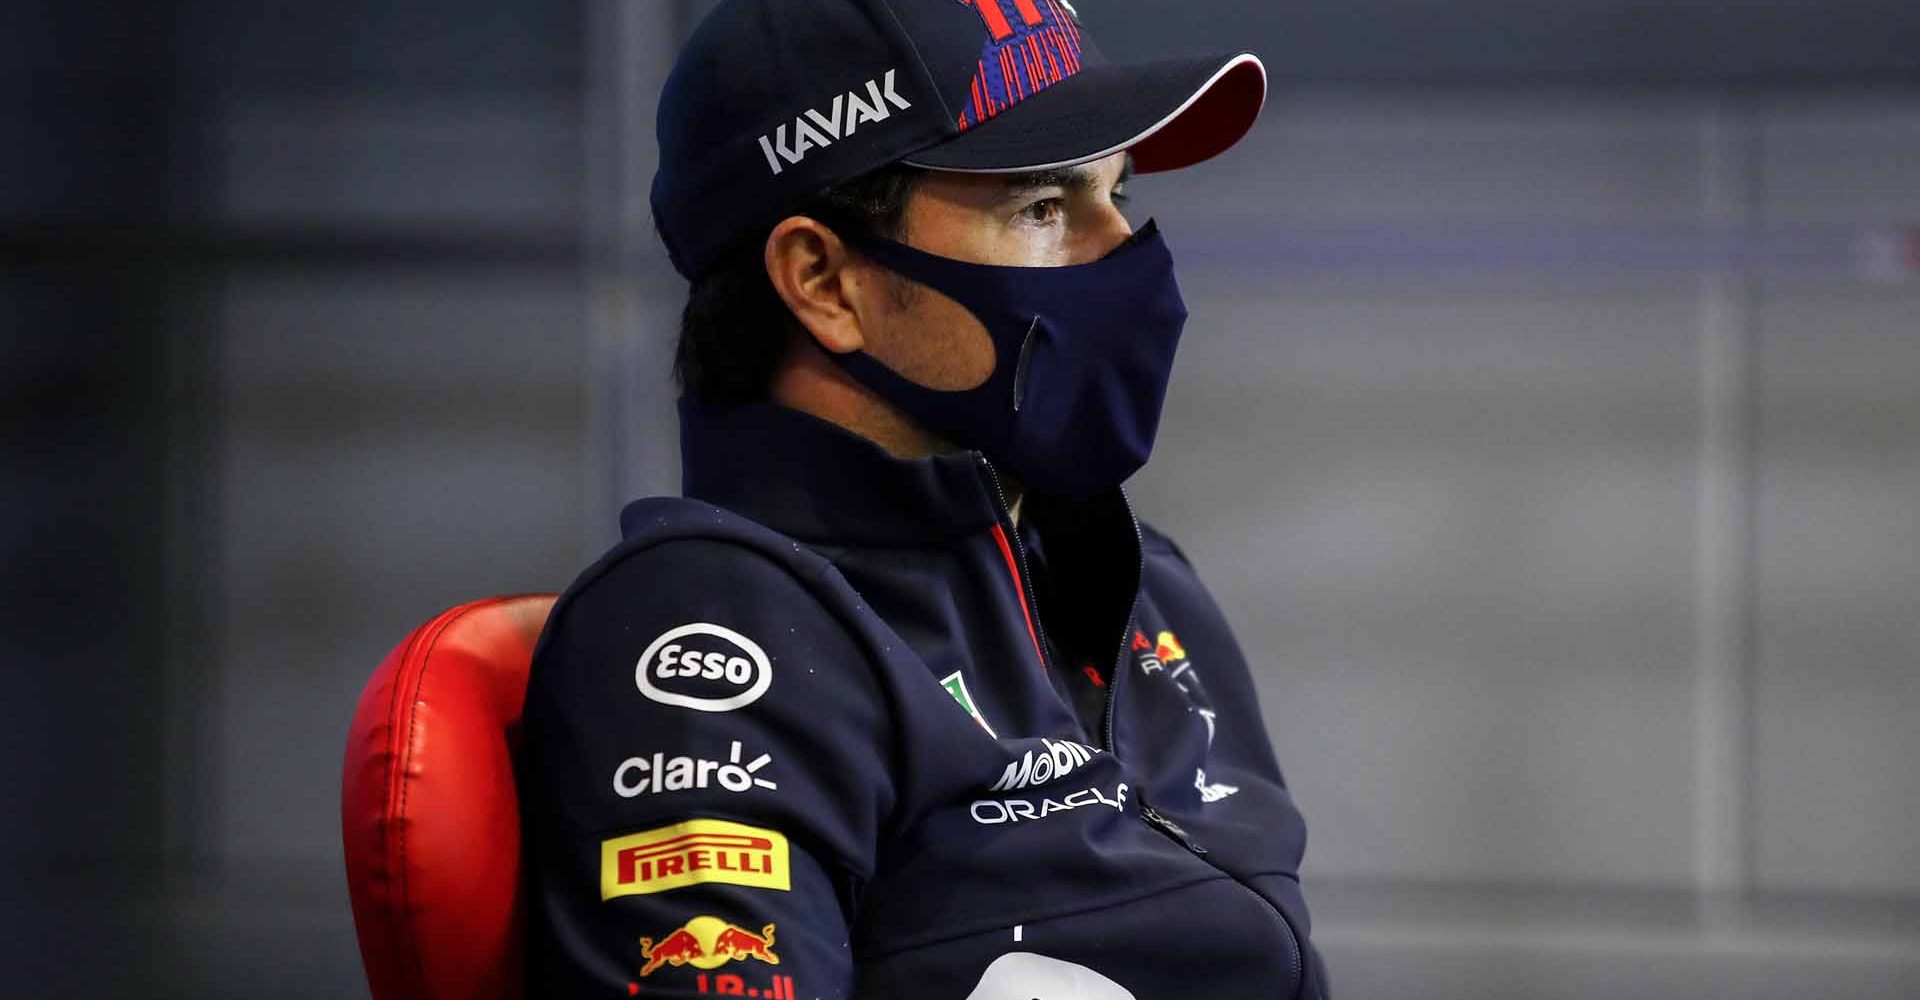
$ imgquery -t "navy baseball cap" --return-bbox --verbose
[651,0,1267,279]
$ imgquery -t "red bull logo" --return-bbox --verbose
[637,927,705,977]
[638,915,783,978]
[628,971,798,997]
[1133,627,1194,677]
[1154,630,1188,666]
[691,971,798,997]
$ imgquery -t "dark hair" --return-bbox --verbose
[672,165,924,403]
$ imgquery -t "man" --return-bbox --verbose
[522,1,1327,997]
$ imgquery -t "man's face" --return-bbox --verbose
[858,151,1135,393]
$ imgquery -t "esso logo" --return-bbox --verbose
[635,623,772,713]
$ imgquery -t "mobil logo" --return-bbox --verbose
[989,737,1103,792]
[636,622,772,713]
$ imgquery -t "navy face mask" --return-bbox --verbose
[832,220,1190,499]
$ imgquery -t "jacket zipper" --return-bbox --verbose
[1101,492,1144,753]
[978,458,1053,672]
[1138,802,1206,855]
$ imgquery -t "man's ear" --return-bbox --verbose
[764,216,878,355]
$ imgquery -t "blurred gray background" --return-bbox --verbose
[4,1,1918,997]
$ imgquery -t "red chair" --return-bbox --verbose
[342,594,558,1000]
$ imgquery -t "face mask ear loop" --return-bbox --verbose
[1011,316,1040,413]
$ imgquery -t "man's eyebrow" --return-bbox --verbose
[1001,154,1134,196]
[1002,166,1091,195]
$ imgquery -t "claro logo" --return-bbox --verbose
[614,742,777,798]
[636,623,772,713]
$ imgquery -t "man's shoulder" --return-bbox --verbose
[1136,517,1199,571]
[528,497,900,720]
[578,496,830,589]
[1134,516,1233,619]
[545,496,850,644]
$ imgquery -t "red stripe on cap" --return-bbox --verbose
[989,524,1045,670]
[966,0,1015,41]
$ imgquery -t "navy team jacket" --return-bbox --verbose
[522,401,1328,1000]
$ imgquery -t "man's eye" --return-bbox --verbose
[1111,188,1131,208]
[1019,198,1064,225]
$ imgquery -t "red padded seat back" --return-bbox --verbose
[342,595,557,1000]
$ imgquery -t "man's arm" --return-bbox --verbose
[521,538,896,999]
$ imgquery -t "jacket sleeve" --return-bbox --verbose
[521,538,896,999]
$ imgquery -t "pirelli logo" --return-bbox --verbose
[600,818,791,900]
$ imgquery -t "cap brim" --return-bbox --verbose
[903,52,1266,175]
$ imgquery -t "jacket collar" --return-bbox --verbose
[664,399,1005,547]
